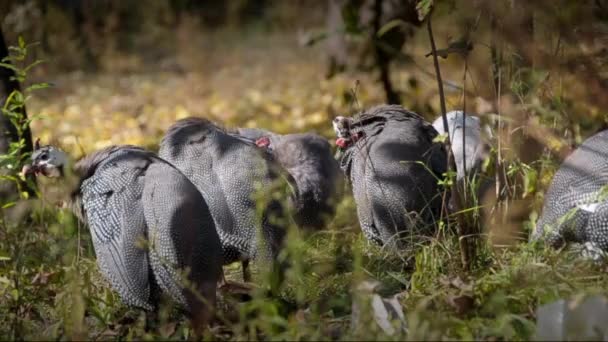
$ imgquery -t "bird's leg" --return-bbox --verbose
[188,282,217,338]
[145,273,161,332]
[242,259,251,283]
[144,310,158,333]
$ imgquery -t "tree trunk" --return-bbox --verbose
[0,29,36,200]
[372,0,400,104]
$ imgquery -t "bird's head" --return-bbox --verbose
[22,139,69,178]
[332,116,353,139]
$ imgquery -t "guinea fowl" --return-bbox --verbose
[333,105,448,249]
[22,142,223,331]
[159,118,292,282]
[238,130,345,230]
[432,111,489,181]
[533,129,608,253]
[235,127,277,142]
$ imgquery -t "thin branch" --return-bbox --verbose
[490,14,504,200]
[427,17,448,129]
[427,15,470,270]
[462,60,468,185]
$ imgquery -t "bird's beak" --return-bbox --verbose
[21,164,33,176]
[21,164,40,177]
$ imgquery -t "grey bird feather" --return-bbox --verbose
[27,145,223,322]
[335,105,447,249]
[269,133,345,229]
[159,118,292,279]
[533,129,608,251]
[235,129,345,230]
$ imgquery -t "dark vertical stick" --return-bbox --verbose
[461,60,467,191]
[490,14,504,201]
[427,17,449,134]
[427,16,470,269]
[462,56,477,265]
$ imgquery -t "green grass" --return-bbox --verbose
[2,190,608,340]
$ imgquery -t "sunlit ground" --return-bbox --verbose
[26,30,471,156]
[30,32,367,153]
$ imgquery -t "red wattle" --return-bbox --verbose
[336,137,348,148]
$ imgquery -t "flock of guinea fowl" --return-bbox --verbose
[21,103,608,331]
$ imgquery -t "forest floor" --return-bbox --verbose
[2,30,607,340]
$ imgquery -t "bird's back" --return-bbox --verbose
[76,146,160,310]
[535,130,608,248]
[339,105,447,248]
[272,133,345,229]
[76,145,222,312]
[159,118,289,264]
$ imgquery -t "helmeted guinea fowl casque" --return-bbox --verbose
[533,129,608,252]
[333,105,448,249]
[23,143,223,328]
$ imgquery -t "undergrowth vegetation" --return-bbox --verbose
[1,0,608,340]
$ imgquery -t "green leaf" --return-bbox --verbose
[523,168,537,198]
[11,288,19,300]
[24,60,44,73]
[0,62,18,73]
[433,132,449,143]
[26,82,51,92]
[0,255,10,261]
[18,36,25,49]
[2,202,16,209]
[416,0,434,21]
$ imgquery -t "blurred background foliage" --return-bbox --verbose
[0,0,607,340]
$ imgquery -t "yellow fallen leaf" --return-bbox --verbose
[307,111,325,125]
[175,105,190,119]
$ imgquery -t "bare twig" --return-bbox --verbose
[427,15,470,269]
[461,55,479,266]
[462,62,468,187]
[427,18,449,134]
[350,80,361,113]
[490,14,504,200]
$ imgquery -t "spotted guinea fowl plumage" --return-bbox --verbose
[32,145,223,315]
[235,130,345,230]
[159,118,291,272]
[533,129,608,251]
[268,133,344,229]
[334,105,447,249]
